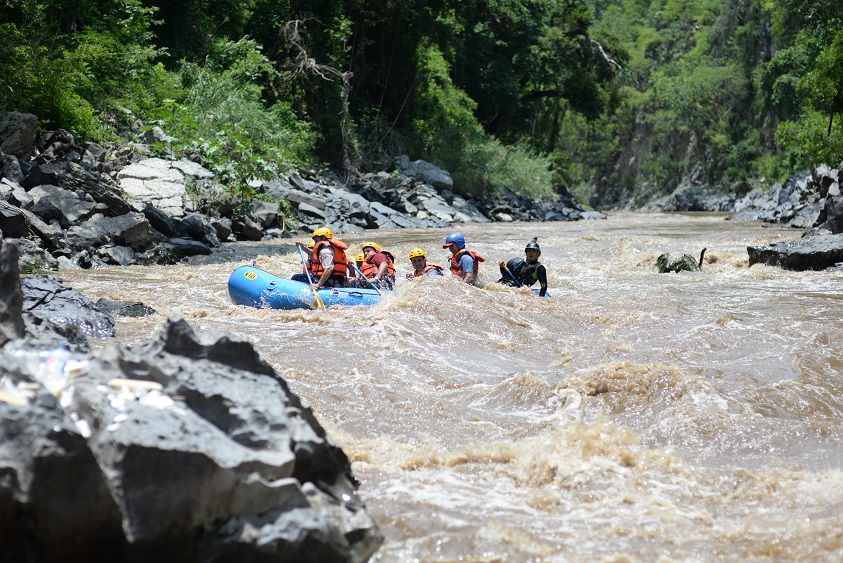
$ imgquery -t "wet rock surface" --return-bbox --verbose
[0,239,383,561]
[656,250,704,273]
[95,298,157,318]
[21,274,116,340]
[730,164,843,270]
[747,233,843,271]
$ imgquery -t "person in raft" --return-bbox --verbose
[443,232,484,285]
[291,239,318,283]
[295,227,349,289]
[359,241,397,289]
[498,237,548,296]
[345,253,367,283]
[406,247,444,279]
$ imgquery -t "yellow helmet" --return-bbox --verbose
[355,253,365,262]
[306,239,315,249]
[312,227,333,238]
[361,241,381,252]
[409,247,426,259]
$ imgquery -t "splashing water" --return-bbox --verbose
[61,213,843,561]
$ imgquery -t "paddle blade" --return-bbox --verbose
[312,289,326,309]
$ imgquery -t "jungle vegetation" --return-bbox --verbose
[1,0,841,205]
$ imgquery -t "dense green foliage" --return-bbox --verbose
[1,0,841,204]
[572,0,843,204]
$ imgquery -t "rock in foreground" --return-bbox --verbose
[0,235,382,562]
[0,318,382,562]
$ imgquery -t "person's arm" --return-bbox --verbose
[537,264,548,297]
[459,254,477,284]
[375,259,388,281]
[314,266,333,289]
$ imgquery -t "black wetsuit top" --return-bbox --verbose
[498,260,548,296]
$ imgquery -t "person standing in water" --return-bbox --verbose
[443,232,484,286]
[406,247,444,278]
[498,238,548,296]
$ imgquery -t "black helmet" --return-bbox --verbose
[525,237,541,255]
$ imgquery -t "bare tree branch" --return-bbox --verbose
[590,38,622,73]
[281,20,357,176]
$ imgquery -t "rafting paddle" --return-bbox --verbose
[296,244,326,309]
[501,264,523,287]
[349,262,383,295]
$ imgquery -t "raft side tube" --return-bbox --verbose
[228,266,383,310]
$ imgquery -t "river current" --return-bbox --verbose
[60,213,843,561]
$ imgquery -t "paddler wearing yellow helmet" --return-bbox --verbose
[359,241,397,289]
[290,239,319,283]
[406,247,444,279]
[294,227,350,289]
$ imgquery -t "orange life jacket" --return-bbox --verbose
[363,250,396,278]
[303,256,319,276]
[312,238,348,278]
[449,249,485,278]
[412,263,444,277]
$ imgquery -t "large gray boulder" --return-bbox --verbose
[117,158,191,217]
[394,155,454,190]
[0,112,37,158]
[0,241,382,561]
[0,377,126,563]
[0,241,25,346]
[21,274,116,340]
[0,317,383,561]
[66,212,152,252]
[747,233,843,271]
[0,200,28,238]
[27,184,100,227]
[1,151,25,182]
[656,250,705,273]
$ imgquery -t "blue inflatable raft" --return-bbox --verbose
[228,265,383,310]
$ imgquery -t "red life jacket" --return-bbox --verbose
[363,250,396,278]
[449,249,485,278]
[312,239,348,278]
[412,263,444,277]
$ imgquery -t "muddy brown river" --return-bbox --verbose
[61,213,843,561]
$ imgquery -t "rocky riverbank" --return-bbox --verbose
[0,111,602,271]
[0,239,382,561]
[644,162,843,271]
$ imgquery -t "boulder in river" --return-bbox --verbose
[747,233,843,271]
[656,249,706,273]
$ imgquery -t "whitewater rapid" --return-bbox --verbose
[61,213,843,561]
